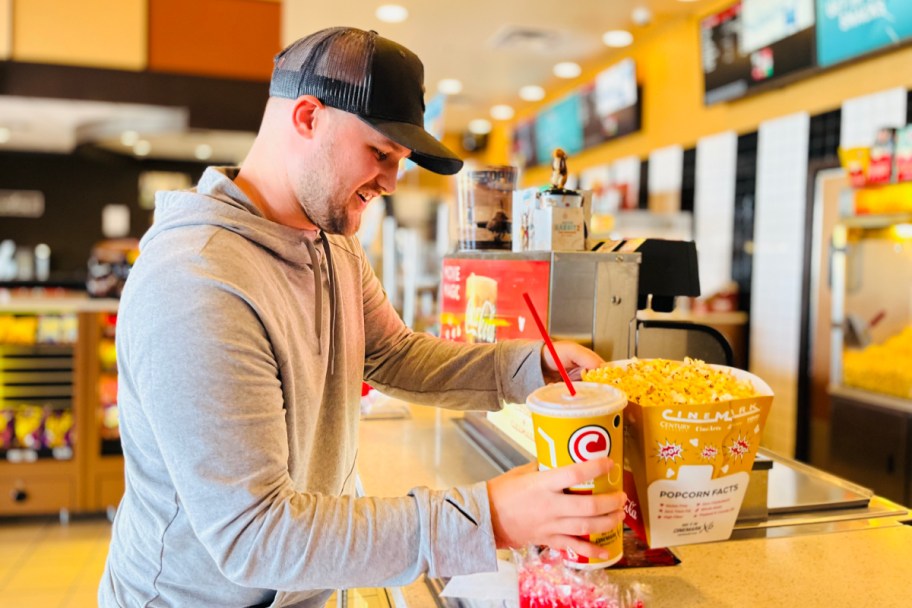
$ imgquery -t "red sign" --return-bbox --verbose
[440,257,551,343]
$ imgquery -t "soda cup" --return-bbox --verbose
[526,381,627,568]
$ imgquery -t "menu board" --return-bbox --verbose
[534,94,584,164]
[513,60,641,169]
[701,0,816,105]
[816,0,912,67]
[742,0,816,53]
[580,59,641,150]
[512,119,538,169]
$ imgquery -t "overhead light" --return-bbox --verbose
[195,143,213,161]
[468,119,492,135]
[490,104,515,120]
[375,4,408,23]
[120,130,139,146]
[134,140,151,157]
[438,78,463,95]
[892,223,912,240]
[519,85,545,102]
[631,6,652,26]
[0,127,10,144]
[553,62,581,79]
[602,30,634,48]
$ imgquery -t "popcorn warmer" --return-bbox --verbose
[828,211,912,507]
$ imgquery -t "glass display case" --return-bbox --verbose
[0,298,122,518]
[828,204,912,507]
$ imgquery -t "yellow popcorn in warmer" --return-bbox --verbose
[583,357,755,407]
[843,326,912,399]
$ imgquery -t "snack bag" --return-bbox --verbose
[584,358,773,549]
[0,408,14,449]
[14,405,45,450]
[838,147,870,189]
[43,408,74,449]
[514,545,649,608]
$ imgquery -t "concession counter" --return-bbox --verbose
[356,245,911,606]
[358,404,912,607]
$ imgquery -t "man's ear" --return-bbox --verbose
[291,96,324,138]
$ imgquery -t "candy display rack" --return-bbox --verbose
[0,312,80,520]
[0,299,121,519]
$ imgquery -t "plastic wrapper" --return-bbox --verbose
[514,546,649,608]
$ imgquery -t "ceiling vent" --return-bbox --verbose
[489,25,566,53]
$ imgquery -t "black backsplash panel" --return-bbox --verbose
[907,90,912,125]
[0,149,205,284]
[808,109,842,162]
[681,147,696,213]
[638,159,649,210]
[732,131,758,315]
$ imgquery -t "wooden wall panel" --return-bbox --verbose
[148,0,279,81]
[0,0,11,60]
[12,0,147,70]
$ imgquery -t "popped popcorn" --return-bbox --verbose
[582,358,755,407]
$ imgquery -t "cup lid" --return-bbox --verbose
[527,382,626,417]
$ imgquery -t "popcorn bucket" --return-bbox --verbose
[585,359,774,549]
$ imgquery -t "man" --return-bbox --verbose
[100,27,626,607]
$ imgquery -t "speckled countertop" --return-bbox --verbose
[0,294,119,312]
[358,403,912,607]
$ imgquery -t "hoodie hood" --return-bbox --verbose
[144,166,337,361]
[143,166,319,269]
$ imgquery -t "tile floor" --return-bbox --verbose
[0,516,390,608]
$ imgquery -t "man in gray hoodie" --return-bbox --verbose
[100,27,626,607]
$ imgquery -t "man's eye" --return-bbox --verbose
[373,147,389,162]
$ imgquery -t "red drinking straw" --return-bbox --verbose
[522,292,576,396]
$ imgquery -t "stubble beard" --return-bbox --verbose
[294,162,360,237]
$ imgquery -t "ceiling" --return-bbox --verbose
[0,0,710,163]
[282,0,707,131]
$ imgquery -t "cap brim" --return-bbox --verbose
[360,117,464,175]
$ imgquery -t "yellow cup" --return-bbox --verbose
[526,381,627,568]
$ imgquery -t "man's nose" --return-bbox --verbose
[377,164,399,195]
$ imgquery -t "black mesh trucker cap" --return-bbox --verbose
[270,27,463,175]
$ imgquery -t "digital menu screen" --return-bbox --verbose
[816,0,912,67]
[580,59,640,149]
[534,93,584,164]
[513,59,641,168]
[701,0,816,105]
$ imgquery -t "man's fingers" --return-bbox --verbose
[562,341,605,370]
[552,512,624,538]
[555,490,627,517]
[510,461,538,477]
[541,457,613,491]
[547,535,609,561]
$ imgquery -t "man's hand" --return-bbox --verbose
[486,458,626,559]
[541,341,605,383]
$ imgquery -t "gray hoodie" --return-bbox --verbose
[99,167,545,607]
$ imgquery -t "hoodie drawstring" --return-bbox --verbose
[302,238,323,355]
[302,233,337,375]
[320,233,337,376]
